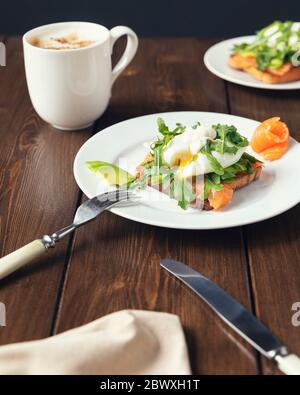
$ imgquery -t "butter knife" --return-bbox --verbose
[0,189,136,280]
[161,258,300,375]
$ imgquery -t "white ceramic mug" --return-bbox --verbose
[23,22,138,130]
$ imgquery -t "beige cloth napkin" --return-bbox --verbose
[0,310,191,375]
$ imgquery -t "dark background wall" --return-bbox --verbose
[1,0,300,36]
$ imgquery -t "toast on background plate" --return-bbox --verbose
[229,21,300,84]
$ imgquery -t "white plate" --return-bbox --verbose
[74,111,300,229]
[204,36,300,90]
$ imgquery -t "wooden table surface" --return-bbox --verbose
[0,36,300,375]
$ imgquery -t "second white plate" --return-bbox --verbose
[204,36,300,90]
[74,111,300,230]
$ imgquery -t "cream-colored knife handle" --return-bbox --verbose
[276,354,300,375]
[0,240,46,280]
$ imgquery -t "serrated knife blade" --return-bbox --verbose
[161,258,300,375]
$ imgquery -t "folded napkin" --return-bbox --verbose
[0,310,191,375]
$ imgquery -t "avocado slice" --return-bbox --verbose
[86,161,135,186]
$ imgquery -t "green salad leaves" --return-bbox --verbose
[203,153,261,199]
[210,124,249,155]
[150,117,185,170]
[233,21,300,70]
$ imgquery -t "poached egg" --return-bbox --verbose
[162,125,247,178]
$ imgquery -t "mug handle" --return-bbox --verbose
[110,26,138,86]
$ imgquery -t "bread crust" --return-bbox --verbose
[245,66,300,84]
[229,53,300,84]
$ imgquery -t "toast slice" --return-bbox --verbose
[136,154,262,210]
[229,53,257,70]
[202,166,262,210]
[229,53,300,84]
[244,66,300,84]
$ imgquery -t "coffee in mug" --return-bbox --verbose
[31,33,95,50]
[23,22,138,130]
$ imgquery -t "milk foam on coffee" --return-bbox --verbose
[31,32,94,50]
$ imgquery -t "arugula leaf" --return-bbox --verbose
[211,124,248,155]
[157,117,170,135]
[220,172,235,182]
[203,179,212,200]
[201,152,262,199]
[192,121,201,129]
[227,128,248,147]
[152,144,163,175]
[172,176,196,210]
[150,118,186,162]
[243,152,262,163]
[256,50,277,70]
[200,143,224,175]
[157,117,185,137]
[210,173,221,185]
[233,42,251,53]
[212,140,238,154]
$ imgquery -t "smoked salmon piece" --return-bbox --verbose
[251,117,289,160]
[208,184,233,210]
[267,63,292,76]
[257,141,288,161]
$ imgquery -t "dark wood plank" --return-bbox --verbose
[54,39,258,374]
[0,37,91,344]
[227,82,300,374]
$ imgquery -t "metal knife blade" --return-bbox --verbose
[161,258,287,360]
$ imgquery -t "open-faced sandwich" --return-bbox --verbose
[229,21,300,84]
[87,118,266,211]
[133,119,263,210]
